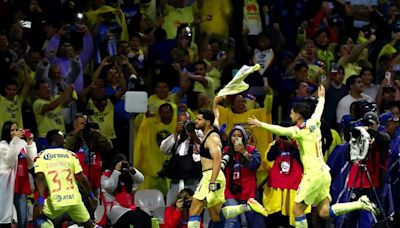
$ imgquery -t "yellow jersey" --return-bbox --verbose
[34,148,83,207]
[0,95,23,130]
[260,97,330,174]
[163,4,198,39]
[86,98,116,140]
[33,97,66,137]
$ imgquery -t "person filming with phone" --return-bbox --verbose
[0,121,37,228]
[220,125,264,227]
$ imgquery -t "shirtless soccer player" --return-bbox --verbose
[187,109,268,228]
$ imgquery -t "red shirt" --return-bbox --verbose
[347,146,386,188]
[15,148,32,194]
[268,153,303,190]
[76,150,102,188]
[223,145,258,200]
[161,207,203,228]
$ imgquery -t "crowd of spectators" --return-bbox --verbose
[1,0,400,227]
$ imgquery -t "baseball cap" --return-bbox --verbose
[362,111,379,126]
[380,112,400,126]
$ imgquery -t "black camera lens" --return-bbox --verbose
[184,121,196,132]
[121,162,130,171]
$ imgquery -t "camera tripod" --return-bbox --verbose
[338,163,390,228]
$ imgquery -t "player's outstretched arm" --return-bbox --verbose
[311,85,326,121]
[248,116,297,137]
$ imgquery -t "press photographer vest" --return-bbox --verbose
[167,139,202,181]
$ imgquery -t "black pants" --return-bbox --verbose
[114,209,152,228]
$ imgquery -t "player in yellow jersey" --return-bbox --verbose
[248,85,377,228]
[34,130,97,227]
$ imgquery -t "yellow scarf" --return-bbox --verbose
[85,5,129,41]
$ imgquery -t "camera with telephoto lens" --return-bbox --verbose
[82,121,99,139]
[221,154,231,171]
[184,121,196,132]
[121,162,129,171]
[121,162,136,175]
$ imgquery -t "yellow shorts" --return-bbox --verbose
[294,170,332,206]
[193,170,226,208]
[43,200,90,223]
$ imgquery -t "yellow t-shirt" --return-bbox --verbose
[377,42,397,67]
[147,94,178,116]
[307,64,324,83]
[316,47,335,72]
[204,59,221,89]
[33,97,66,137]
[0,95,24,130]
[338,57,361,83]
[86,99,116,140]
[324,129,342,162]
[34,148,83,207]
[134,116,176,177]
[199,0,232,38]
[193,76,215,97]
[163,4,198,39]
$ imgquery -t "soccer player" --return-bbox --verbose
[188,109,226,228]
[248,85,377,228]
[188,108,267,228]
[34,130,97,227]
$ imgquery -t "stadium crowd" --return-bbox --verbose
[0,0,400,227]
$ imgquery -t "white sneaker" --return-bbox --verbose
[358,195,378,215]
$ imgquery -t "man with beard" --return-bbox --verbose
[188,109,268,227]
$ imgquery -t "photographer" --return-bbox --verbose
[99,154,151,227]
[347,112,390,191]
[337,111,391,227]
[221,125,263,227]
[65,113,113,197]
[163,188,200,228]
[160,112,203,206]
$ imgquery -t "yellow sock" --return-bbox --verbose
[222,204,250,219]
[330,201,362,217]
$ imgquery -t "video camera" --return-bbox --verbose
[349,126,371,164]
